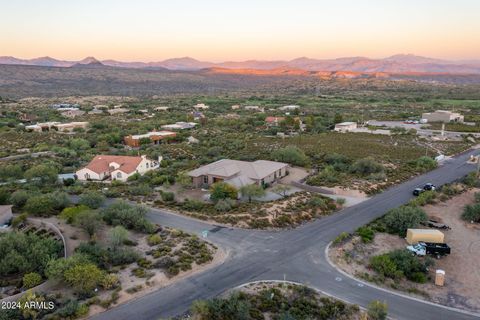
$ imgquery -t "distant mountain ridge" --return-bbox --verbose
[1,54,480,74]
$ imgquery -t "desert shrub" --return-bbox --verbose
[24,194,57,216]
[102,201,154,233]
[11,213,28,228]
[214,198,236,212]
[101,274,119,290]
[369,255,401,279]
[336,197,346,206]
[475,192,480,203]
[383,206,427,236]
[356,226,375,243]
[63,262,105,295]
[409,190,436,206]
[271,146,309,166]
[462,203,480,223]
[415,156,437,172]
[209,182,238,202]
[147,234,162,246]
[79,191,105,209]
[23,272,43,289]
[463,172,480,187]
[9,190,31,208]
[161,191,175,202]
[370,250,430,283]
[59,205,89,224]
[367,300,388,320]
[333,232,350,245]
[324,153,351,172]
[350,157,384,176]
[129,184,152,196]
[182,199,206,211]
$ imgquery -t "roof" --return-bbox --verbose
[336,122,357,126]
[188,159,288,180]
[407,229,444,235]
[265,116,285,123]
[0,205,13,218]
[130,131,176,140]
[84,155,144,174]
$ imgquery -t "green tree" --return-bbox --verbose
[102,201,154,233]
[271,184,291,198]
[384,206,427,236]
[367,300,388,320]
[462,203,480,223]
[240,184,266,202]
[75,210,102,238]
[79,191,105,209]
[415,156,437,172]
[350,157,384,176]
[24,164,58,185]
[333,113,343,124]
[210,182,238,202]
[9,190,31,208]
[24,195,57,216]
[64,263,105,295]
[272,146,309,166]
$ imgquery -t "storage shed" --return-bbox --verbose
[406,229,444,244]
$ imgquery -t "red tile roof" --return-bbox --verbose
[85,155,143,174]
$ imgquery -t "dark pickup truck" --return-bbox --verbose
[407,242,451,258]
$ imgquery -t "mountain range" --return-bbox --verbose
[1,54,480,74]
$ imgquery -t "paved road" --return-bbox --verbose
[92,148,480,320]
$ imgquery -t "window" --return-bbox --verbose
[117,172,122,178]
[279,169,282,176]
[146,162,149,168]
[203,176,208,183]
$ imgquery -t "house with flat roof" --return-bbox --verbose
[421,110,464,123]
[334,122,357,132]
[124,130,177,147]
[188,159,289,189]
[76,155,161,182]
[193,103,209,110]
[161,122,197,130]
[54,122,89,132]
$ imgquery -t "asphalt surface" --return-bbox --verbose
[91,148,480,320]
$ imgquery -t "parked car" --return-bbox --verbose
[413,188,424,196]
[407,242,451,258]
[423,183,436,191]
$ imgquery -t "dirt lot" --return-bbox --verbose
[329,189,480,312]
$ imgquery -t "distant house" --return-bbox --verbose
[25,122,61,132]
[193,103,209,110]
[76,155,161,182]
[124,130,177,147]
[0,205,13,226]
[54,122,89,132]
[154,106,170,111]
[17,113,38,123]
[188,159,289,189]
[421,110,464,123]
[88,108,104,115]
[265,116,285,126]
[334,122,358,132]
[244,105,264,112]
[231,105,240,110]
[107,108,129,115]
[51,103,80,110]
[61,110,86,118]
[161,122,197,130]
[279,105,300,111]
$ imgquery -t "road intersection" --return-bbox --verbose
[92,148,480,320]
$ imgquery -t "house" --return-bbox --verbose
[265,116,285,126]
[124,130,177,147]
[17,113,38,123]
[244,105,265,112]
[188,159,289,189]
[25,122,61,132]
[161,122,197,130]
[51,103,80,110]
[88,108,104,115]
[54,122,89,132]
[279,105,300,111]
[154,106,170,111]
[334,122,357,132]
[61,110,86,118]
[193,103,209,110]
[231,105,240,110]
[421,110,464,123]
[76,155,161,182]
[0,205,13,226]
[107,107,129,115]
[190,111,205,121]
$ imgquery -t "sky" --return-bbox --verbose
[1,0,480,62]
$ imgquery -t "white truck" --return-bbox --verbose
[407,242,451,258]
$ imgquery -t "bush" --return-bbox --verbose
[333,232,350,245]
[59,205,89,224]
[64,263,105,295]
[9,190,30,208]
[23,272,43,288]
[409,190,436,206]
[369,255,401,279]
[79,191,105,209]
[271,146,309,166]
[350,157,384,176]
[214,198,236,212]
[462,203,480,223]
[24,194,57,216]
[161,191,175,202]
[11,213,27,228]
[383,206,427,236]
[475,192,480,203]
[209,182,238,202]
[102,201,154,233]
[101,274,119,290]
[367,300,388,320]
[415,156,437,172]
[147,234,162,246]
[356,226,375,243]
